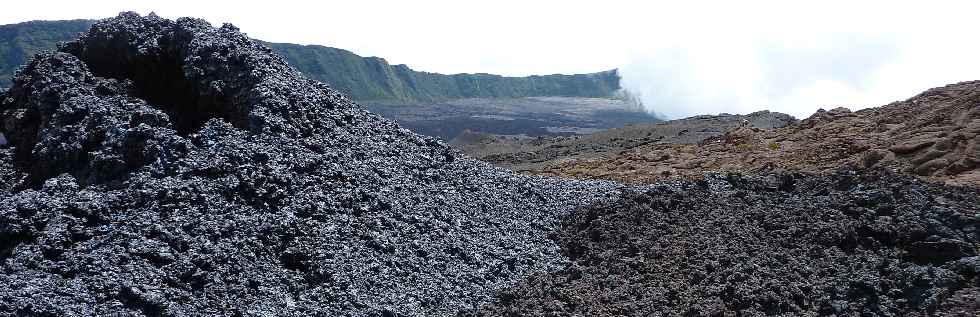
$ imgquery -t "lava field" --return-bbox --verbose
[466,170,980,315]
[0,13,978,316]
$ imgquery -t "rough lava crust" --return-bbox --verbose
[467,170,980,316]
[0,13,619,315]
[0,12,977,317]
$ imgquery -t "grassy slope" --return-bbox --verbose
[263,42,621,102]
[0,20,94,87]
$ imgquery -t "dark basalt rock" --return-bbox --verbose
[908,239,977,265]
[466,170,980,316]
[1,12,978,317]
[0,13,619,315]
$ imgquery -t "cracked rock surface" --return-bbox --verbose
[0,13,618,316]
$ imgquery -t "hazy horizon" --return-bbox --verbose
[4,0,980,119]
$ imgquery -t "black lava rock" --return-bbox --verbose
[0,13,618,316]
[466,170,980,316]
[1,12,978,317]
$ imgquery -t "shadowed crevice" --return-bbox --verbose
[64,36,248,136]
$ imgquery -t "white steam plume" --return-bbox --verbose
[615,2,980,120]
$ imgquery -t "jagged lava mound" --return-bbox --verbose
[0,13,618,315]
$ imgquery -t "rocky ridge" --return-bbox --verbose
[0,20,621,102]
[530,83,980,187]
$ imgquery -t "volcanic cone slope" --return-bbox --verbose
[0,13,619,315]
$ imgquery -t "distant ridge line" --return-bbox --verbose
[0,19,620,101]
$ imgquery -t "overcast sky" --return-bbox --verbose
[3,0,980,118]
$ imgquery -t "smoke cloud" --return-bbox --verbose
[613,1,980,120]
[619,35,902,119]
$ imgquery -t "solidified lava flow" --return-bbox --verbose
[466,171,980,316]
[0,12,977,317]
[0,13,619,315]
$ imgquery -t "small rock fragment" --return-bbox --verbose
[914,158,950,176]
[889,140,935,154]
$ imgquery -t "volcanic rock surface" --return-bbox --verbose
[0,13,619,315]
[455,111,795,172]
[466,169,980,315]
[1,12,978,317]
[526,83,980,187]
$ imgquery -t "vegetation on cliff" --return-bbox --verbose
[0,20,620,101]
[0,20,94,88]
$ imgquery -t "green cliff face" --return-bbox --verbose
[0,20,95,88]
[1,20,620,101]
[265,43,620,101]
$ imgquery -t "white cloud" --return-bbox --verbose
[3,0,980,119]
